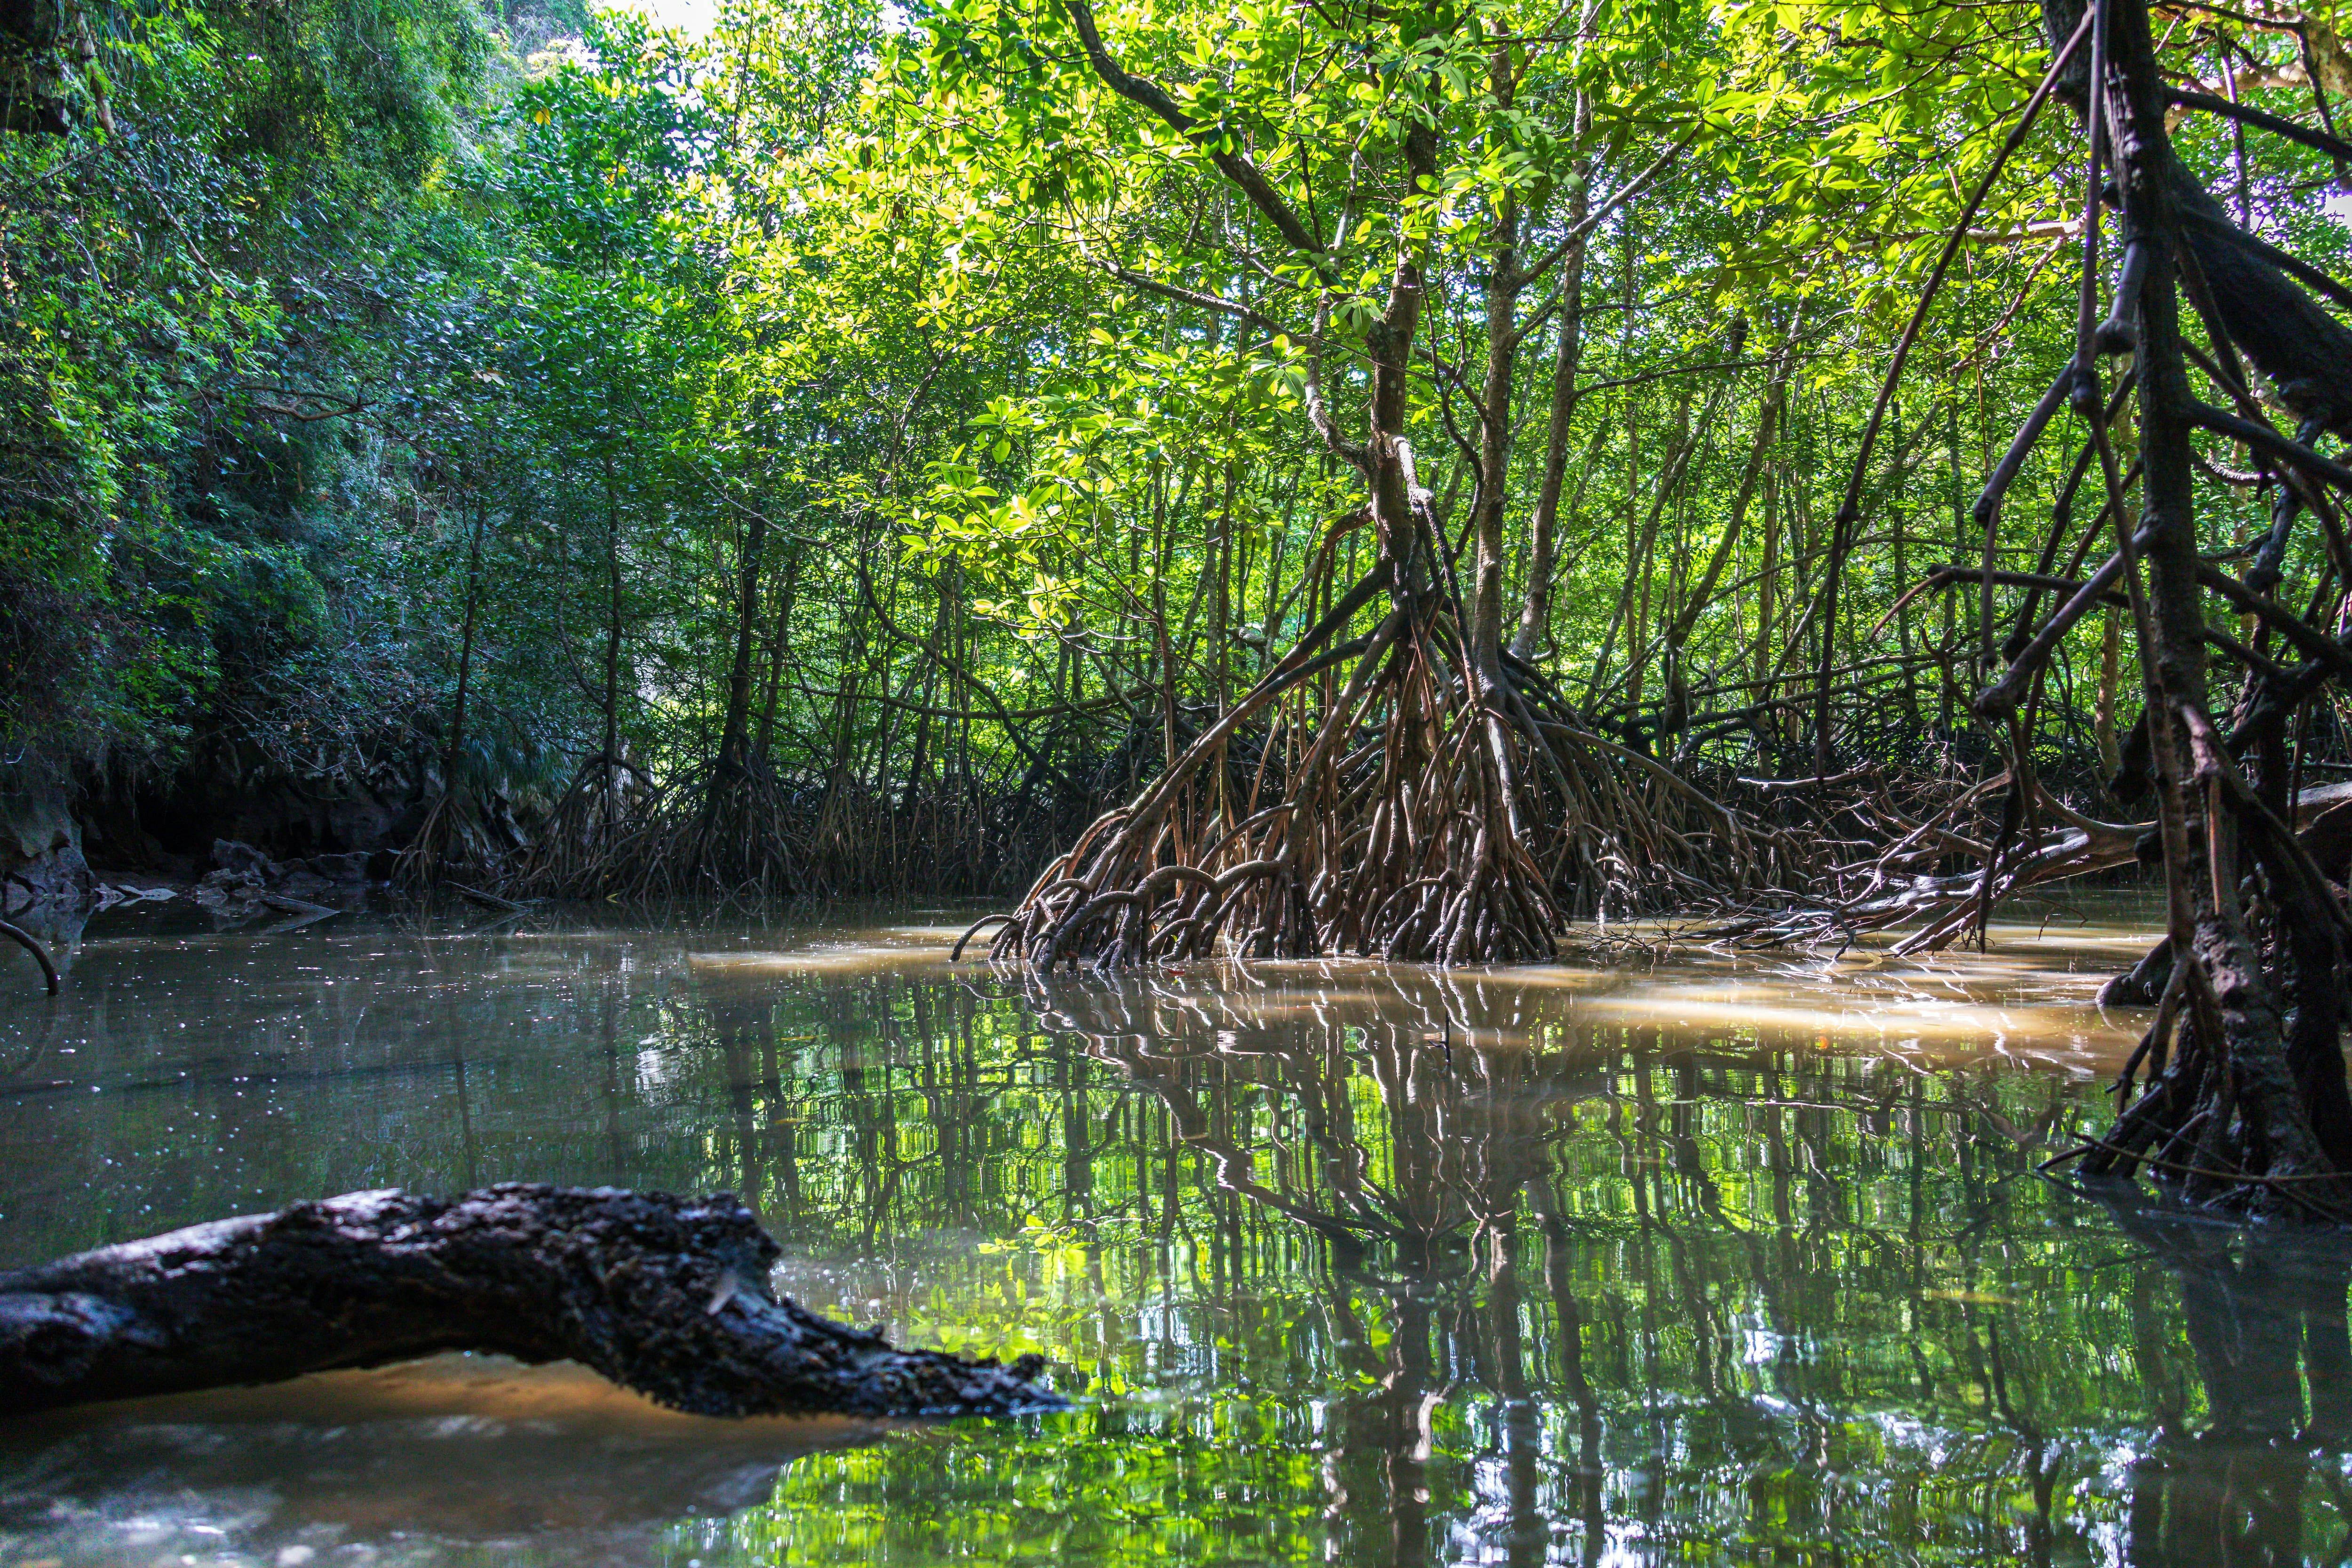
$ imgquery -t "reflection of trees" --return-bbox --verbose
[1008,964,2089,1565]
[0,918,697,1259]
[903,963,2201,1561]
[2097,1194,2352,1568]
[1027,968,1565,1565]
[696,970,804,1236]
[50,917,2325,1564]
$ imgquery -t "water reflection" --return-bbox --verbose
[2084,1194,2352,1568]
[0,906,2348,1565]
[0,1361,871,1568]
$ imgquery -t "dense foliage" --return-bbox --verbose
[6,0,2351,897]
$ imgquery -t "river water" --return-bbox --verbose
[0,899,2343,1566]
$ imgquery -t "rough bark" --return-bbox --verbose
[0,1184,1061,1418]
[1469,38,1521,682]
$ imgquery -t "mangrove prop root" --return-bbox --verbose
[0,919,58,995]
[1929,0,2352,1216]
[1684,0,2352,1216]
[965,578,1769,970]
[0,1184,1062,1418]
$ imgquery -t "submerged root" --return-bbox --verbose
[2056,970,2352,1223]
[0,918,58,994]
[2036,714,2352,1219]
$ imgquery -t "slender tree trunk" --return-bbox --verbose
[1469,38,1522,684]
[1663,333,1787,688]
[1891,406,1918,723]
[714,497,771,784]
[752,541,802,771]
[1754,462,1779,696]
[600,454,625,786]
[1942,404,1961,740]
[445,492,488,795]
[1365,123,1443,600]
[2094,602,2122,776]
[903,568,951,812]
[1512,96,1593,662]
[817,593,870,860]
[1152,467,1179,771]
[1210,462,1235,712]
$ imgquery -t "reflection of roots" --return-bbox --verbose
[965,576,1763,970]
[1012,964,1568,1272]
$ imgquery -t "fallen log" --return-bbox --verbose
[0,1184,1060,1418]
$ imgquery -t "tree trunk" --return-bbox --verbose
[1469,38,1521,683]
[445,494,488,793]
[993,0,1752,966]
[601,453,625,783]
[1512,94,1593,662]
[1753,460,1779,699]
[2094,602,2122,776]
[715,498,771,784]
[0,1186,1057,1418]
[752,540,803,771]
[1662,329,1788,695]
[2034,0,2352,1213]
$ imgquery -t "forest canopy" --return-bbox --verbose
[5,0,2351,912]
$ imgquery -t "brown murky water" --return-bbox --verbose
[0,894,2344,1566]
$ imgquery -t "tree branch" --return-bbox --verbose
[1056,0,1329,263]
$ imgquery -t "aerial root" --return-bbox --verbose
[0,919,58,995]
[972,605,1766,970]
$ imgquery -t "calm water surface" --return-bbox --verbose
[0,898,2344,1566]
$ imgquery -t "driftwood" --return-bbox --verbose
[0,1184,1060,1418]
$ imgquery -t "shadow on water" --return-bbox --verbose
[0,903,2350,1563]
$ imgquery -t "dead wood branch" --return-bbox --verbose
[0,1185,1062,1418]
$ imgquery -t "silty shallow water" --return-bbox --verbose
[0,897,2342,1567]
